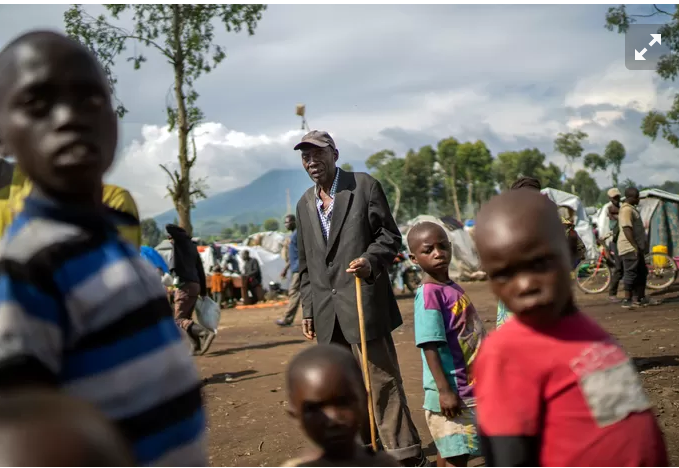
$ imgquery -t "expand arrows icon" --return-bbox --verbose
[635,33,662,60]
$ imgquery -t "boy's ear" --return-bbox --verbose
[409,253,418,264]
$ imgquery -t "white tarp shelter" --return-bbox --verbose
[403,215,485,282]
[541,187,597,259]
[218,244,290,291]
[244,231,287,254]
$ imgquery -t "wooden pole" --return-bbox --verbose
[355,275,378,452]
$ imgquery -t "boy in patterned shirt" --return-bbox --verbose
[408,221,487,467]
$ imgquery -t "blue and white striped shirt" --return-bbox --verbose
[0,195,207,466]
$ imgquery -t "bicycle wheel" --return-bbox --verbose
[576,257,612,294]
[645,252,678,291]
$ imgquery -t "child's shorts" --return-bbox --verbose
[424,408,482,459]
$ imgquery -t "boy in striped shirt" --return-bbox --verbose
[0,30,207,465]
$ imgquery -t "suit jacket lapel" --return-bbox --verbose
[326,169,352,257]
[305,189,326,250]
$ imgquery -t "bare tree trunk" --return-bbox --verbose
[172,6,193,236]
[450,165,462,221]
[466,173,474,219]
[386,176,401,221]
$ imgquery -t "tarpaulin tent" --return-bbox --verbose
[217,244,290,291]
[140,246,169,274]
[541,187,597,259]
[639,189,679,258]
[403,215,485,282]
[596,189,679,258]
[155,239,173,268]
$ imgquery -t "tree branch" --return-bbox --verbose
[159,163,178,185]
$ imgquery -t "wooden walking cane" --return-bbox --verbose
[355,275,378,452]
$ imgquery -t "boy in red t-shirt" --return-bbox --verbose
[473,190,667,467]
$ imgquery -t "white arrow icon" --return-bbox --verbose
[649,34,662,46]
[635,48,647,60]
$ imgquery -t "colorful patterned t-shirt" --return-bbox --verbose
[414,281,488,411]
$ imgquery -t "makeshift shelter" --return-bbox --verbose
[244,231,286,254]
[403,215,485,281]
[155,239,173,268]
[638,189,679,258]
[140,246,169,274]
[218,244,290,291]
[541,188,597,259]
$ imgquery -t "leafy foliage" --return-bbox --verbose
[141,218,162,246]
[64,4,266,235]
[262,218,280,232]
[605,5,679,147]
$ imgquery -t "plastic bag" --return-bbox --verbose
[195,296,220,333]
[161,273,174,288]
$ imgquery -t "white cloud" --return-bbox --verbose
[106,124,305,217]
[4,4,679,218]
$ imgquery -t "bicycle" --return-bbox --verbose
[576,243,678,294]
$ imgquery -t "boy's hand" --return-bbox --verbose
[439,389,462,420]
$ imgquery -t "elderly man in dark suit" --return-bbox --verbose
[294,130,426,466]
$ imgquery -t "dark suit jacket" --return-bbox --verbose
[296,169,403,344]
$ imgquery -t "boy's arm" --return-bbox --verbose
[476,344,541,467]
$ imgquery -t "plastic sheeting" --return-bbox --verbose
[403,215,484,281]
[218,244,290,291]
[140,246,169,274]
[244,231,286,254]
[541,188,597,259]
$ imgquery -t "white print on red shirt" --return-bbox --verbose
[570,342,651,428]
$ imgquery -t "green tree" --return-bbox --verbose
[366,150,403,221]
[554,130,588,186]
[141,218,162,246]
[606,6,679,147]
[238,224,248,236]
[340,162,354,171]
[436,137,462,220]
[263,218,280,231]
[565,170,601,206]
[221,227,234,239]
[456,140,493,217]
[402,148,436,218]
[583,140,626,186]
[492,148,562,190]
[65,4,266,236]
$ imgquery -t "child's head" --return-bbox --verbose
[286,344,366,457]
[213,265,222,273]
[407,221,451,280]
[0,391,134,466]
[0,30,117,203]
[475,190,573,328]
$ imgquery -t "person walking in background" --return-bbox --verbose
[618,187,650,308]
[277,214,301,327]
[242,249,262,302]
[211,265,225,308]
[167,223,216,355]
[294,130,426,466]
[606,188,623,302]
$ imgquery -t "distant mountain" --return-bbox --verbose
[154,163,368,236]
[154,169,313,236]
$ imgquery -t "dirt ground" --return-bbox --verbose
[196,283,679,467]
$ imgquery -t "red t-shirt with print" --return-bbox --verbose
[475,311,668,467]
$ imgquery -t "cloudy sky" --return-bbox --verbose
[0,4,676,217]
